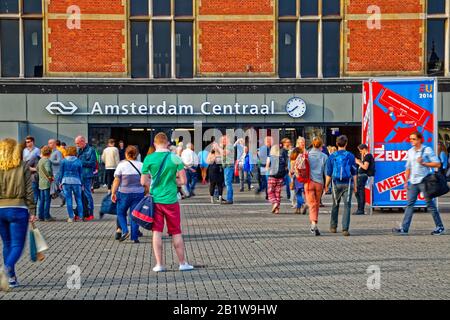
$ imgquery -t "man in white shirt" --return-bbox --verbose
[181,143,199,197]
[101,139,120,192]
[392,131,445,235]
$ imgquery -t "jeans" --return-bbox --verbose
[186,168,197,194]
[32,181,39,204]
[224,167,234,202]
[331,182,352,231]
[259,173,268,192]
[356,174,369,213]
[284,175,291,199]
[239,169,252,190]
[0,208,29,278]
[305,181,323,224]
[63,184,83,219]
[82,178,94,215]
[117,192,144,241]
[105,169,115,190]
[295,188,304,208]
[402,182,444,232]
[38,189,51,220]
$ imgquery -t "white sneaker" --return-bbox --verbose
[67,218,74,223]
[0,268,9,292]
[152,265,166,272]
[179,263,194,271]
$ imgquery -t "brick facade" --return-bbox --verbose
[197,0,275,76]
[46,0,127,76]
[345,0,424,75]
[40,0,428,77]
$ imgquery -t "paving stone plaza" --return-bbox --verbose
[1,184,449,300]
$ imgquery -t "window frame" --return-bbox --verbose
[129,0,195,78]
[426,0,449,76]
[0,0,43,78]
[277,0,342,78]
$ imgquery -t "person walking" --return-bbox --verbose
[290,138,308,215]
[266,144,288,214]
[141,132,194,272]
[238,146,253,192]
[324,135,357,236]
[0,138,36,290]
[101,138,120,193]
[48,139,65,206]
[256,136,272,199]
[57,146,84,222]
[438,141,448,176]
[37,146,55,222]
[75,135,96,221]
[118,140,126,161]
[221,135,235,204]
[304,137,328,236]
[111,146,146,243]
[281,138,292,201]
[392,131,445,235]
[22,136,40,205]
[198,147,210,184]
[354,144,375,215]
[181,143,199,197]
[207,147,225,204]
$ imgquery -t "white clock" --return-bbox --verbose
[286,97,307,118]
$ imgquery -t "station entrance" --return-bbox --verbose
[89,124,361,157]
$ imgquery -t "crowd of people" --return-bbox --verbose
[0,129,448,291]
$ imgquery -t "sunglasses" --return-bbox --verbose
[409,138,418,141]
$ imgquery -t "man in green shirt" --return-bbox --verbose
[141,132,194,273]
[37,146,55,221]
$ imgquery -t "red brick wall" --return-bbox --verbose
[199,0,273,15]
[199,21,274,73]
[198,0,275,75]
[346,0,424,74]
[47,0,124,14]
[46,0,126,75]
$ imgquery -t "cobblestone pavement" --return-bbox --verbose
[1,184,450,300]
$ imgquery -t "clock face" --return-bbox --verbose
[286,97,307,118]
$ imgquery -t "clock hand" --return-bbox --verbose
[288,105,299,113]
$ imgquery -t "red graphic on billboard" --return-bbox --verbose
[372,81,434,143]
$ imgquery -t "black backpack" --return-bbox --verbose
[273,150,288,179]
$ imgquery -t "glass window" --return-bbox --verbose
[428,0,446,14]
[153,0,171,16]
[278,21,296,78]
[300,22,318,77]
[0,0,18,13]
[24,19,43,77]
[153,21,171,78]
[175,0,192,16]
[23,0,42,14]
[300,0,318,16]
[322,0,340,16]
[427,19,445,76]
[278,0,296,16]
[175,22,193,78]
[131,21,149,78]
[0,19,19,77]
[130,0,148,16]
[322,21,340,77]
